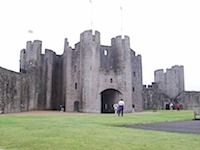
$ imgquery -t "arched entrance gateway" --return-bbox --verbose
[101,89,122,113]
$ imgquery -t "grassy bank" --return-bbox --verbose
[0,110,199,150]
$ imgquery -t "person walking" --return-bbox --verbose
[113,103,119,114]
[118,99,125,116]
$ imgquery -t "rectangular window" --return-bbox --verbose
[75,83,77,89]
[133,71,136,77]
[132,87,135,92]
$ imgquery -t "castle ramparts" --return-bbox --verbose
[0,30,143,113]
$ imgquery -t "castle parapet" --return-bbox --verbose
[80,30,100,44]
[111,35,130,47]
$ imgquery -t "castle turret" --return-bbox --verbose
[25,40,42,70]
[43,49,55,109]
[80,30,101,113]
[132,53,143,112]
[154,69,165,92]
[111,36,125,70]
[154,65,185,99]
[21,40,42,110]
[121,36,133,112]
[99,35,139,113]
[63,38,73,111]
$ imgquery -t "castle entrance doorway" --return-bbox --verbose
[101,89,121,113]
[74,101,79,112]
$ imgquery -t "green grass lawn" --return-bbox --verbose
[0,110,199,150]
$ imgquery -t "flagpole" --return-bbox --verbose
[89,0,94,34]
[120,0,124,38]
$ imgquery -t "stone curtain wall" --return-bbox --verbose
[143,83,200,110]
[0,67,31,113]
[143,83,169,110]
[0,67,21,113]
[176,91,200,109]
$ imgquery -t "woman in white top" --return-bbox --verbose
[113,103,118,114]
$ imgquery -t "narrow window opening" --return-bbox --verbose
[104,49,108,56]
[110,78,113,83]
[75,83,77,89]
[132,87,135,92]
[133,71,136,77]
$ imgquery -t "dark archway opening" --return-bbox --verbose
[101,89,121,113]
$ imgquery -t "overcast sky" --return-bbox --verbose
[0,0,200,91]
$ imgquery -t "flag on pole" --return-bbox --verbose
[28,30,33,34]
[27,30,34,42]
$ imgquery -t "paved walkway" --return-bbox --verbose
[126,120,200,134]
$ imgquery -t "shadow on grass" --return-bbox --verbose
[125,120,200,134]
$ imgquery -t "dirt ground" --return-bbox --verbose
[4,111,83,116]
[4,110,155,116]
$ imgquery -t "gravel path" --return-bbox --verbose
[126,120,200,134]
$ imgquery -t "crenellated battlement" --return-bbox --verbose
[111,35,130,47]
[25,40,42,62]
[80,30,100,44]
[26,40,42,52]
[1,29,197,114]
[1,30,144,114]
[154,65,185,99]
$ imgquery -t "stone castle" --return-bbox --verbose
[0,30,143,113]
[0,30,199,114]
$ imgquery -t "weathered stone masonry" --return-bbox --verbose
[1,30,199,114]
[0,67,29,113]
[143,65,200,110]
[62,30,143,113]
[0,30,143,113]
[154,65,184,99]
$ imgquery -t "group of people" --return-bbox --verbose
[113,99,125,116]
[169,102,181,110]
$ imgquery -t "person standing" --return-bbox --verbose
[118,99,125,116]
[176,103,181,110]
[170,102,174,110]
[113,103,118,114]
